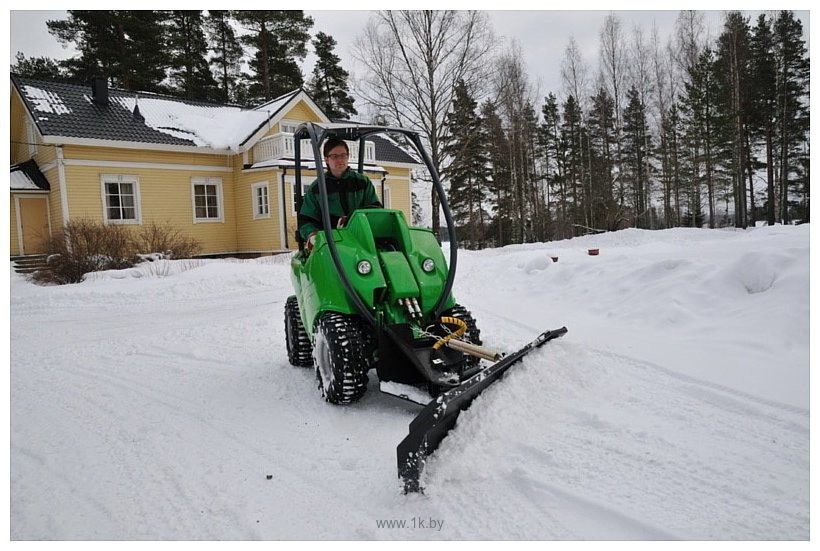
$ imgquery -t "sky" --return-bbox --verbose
[7,7,811,105]
[10,223,810,538]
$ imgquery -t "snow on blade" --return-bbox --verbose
[379,381,433,405]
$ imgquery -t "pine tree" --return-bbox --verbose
[441,81,490,248]
[586,87,619,230]
[773,11,810,223]
[521,101,546,242]
[308,32,356,120]
[204,11,244,104]
[622,87,653,228]
[716,11,752,228]
[660,103,684,227]
[560,95,585,235]
[167,11,219,101]
[749,14,778,225]
[481,100,511,247]
[47,11,170,92]
[11,53,67,81]
[234,11,313,103]
[680,48,730,228]
[538,94,565,239]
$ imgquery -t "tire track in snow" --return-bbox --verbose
[12,351,257,539]
[12,293,423,539]
[12,291,284,538]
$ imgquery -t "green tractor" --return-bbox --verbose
[285,123,488,406]
[284,123,567,492]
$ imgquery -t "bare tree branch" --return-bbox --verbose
[353,10,494,232]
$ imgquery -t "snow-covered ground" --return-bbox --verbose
[9,225,810,540]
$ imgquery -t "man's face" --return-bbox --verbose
[324,145,349,178]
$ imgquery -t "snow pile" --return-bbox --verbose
[453,225,809,410]
[9,225,809,540]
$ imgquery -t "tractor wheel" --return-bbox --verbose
[313,312,369,404]
[358,318,377,365]
[285,295,313,367]
[443,304,483,369]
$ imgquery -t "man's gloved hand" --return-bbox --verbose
[336,216,348,228]
[306,232,317,252]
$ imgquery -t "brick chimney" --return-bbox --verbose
[91,76,108,106]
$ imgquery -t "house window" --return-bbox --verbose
[192,177,223,222]
[101,174,140,224]
[280,120,299,134]
[288,176,310,215]
[252,181,270,219]
[381,184,392,209]
[26,118,38,157]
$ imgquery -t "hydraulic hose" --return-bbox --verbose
[431,317,468,350]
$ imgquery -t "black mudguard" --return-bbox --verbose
[396,326,568,493]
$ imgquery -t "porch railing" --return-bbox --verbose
[252,133,376,165]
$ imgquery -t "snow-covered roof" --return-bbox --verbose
[11,170,40,190]
[254,92,298,115]
[11,75,422,166]
[111,96,269,150]
[22,85,71,115]
[11,74,300,151]
[10,160,50,192]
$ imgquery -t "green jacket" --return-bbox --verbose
[298,168,382,240]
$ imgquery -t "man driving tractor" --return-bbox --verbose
[297,136,382,252]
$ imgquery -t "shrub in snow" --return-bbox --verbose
[31,219,201,285]
[133,221,201,260]
[33,220,134,284]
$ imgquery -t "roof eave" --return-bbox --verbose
[377,160,425,171]
[10,188,50,194]
[39,135,234,155]
[244,159,388,175]
[237,90,331,153]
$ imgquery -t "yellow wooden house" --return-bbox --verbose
[10,74,421,258]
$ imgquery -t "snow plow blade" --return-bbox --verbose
[397,326,568,493]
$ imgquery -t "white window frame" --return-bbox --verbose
[252,181,271,219]
[100,174,141,225]
[380,183,392,209]
[279,119,300,134]
[191,176,224,223]
[26,118,38,157]
[288,175,310,215]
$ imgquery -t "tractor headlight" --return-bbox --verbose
[356,260,372,275]
[422,258,435,273]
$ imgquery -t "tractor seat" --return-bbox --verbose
[375,237,401,252]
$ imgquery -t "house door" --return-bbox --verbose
[17,196,50,255]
